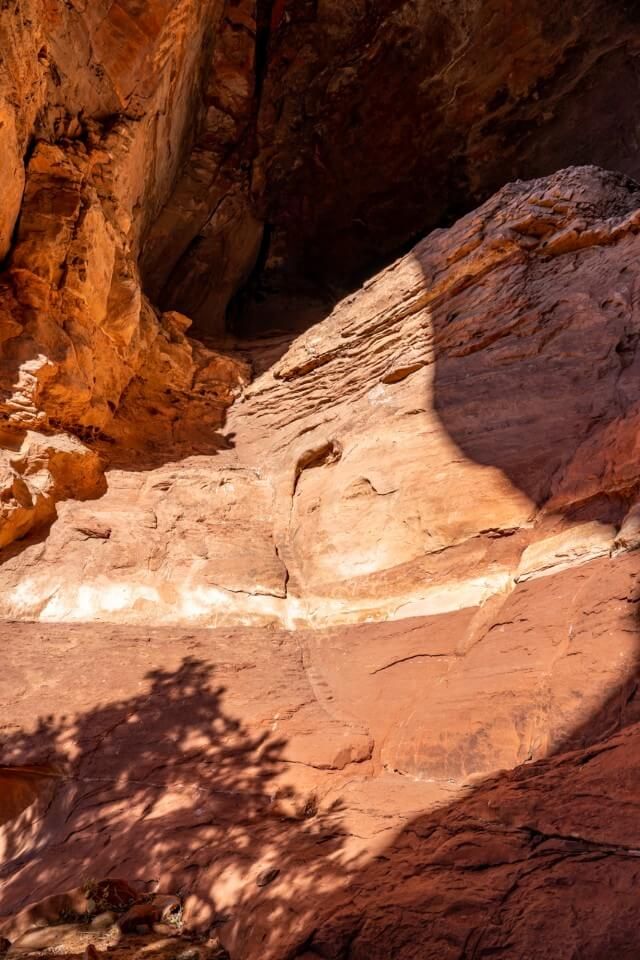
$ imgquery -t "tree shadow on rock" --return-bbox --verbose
[7,167,640,960]
[0,655,349,957]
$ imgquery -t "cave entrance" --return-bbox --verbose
[182,222,343,346]
[224,277,337,342]
[151,219,341,347]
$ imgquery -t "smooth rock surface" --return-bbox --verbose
[3,166,640,629]
[2,598,640,958]
[2,13,640,951]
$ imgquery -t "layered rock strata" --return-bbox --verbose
[3,166,640,630]
[3,166,640,958]
[3,5,640,957]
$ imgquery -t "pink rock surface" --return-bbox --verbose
[3,167,640,631]
[2,596,640,957]
[2,11,640,952]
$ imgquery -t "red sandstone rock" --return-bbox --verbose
[3,6,640,959]
[0,132,248,549]
[3,166,640,631]
[4,1,640,338]
[2,167,640,959]
[1,597,640,956]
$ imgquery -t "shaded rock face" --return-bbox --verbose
[6,1,640,337]
[3,5,640,960]
[4,166,640,958]
[140,0,640,334]
[152,0,640,333]
[4,165,640,630]
[243,0,640,323]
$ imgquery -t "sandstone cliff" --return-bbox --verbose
[2,3,640,960]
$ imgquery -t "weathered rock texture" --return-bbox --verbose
[0,0,252,546]
[3,165,640,628]
[3,3,640,958]
[5,1,640,337]
[241,0,640,324]
[2,592,640,960]
[1,0,640,547]
[142,0,640,333]
[4,166,640,958]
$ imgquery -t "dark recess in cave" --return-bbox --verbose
[140,0,640,346]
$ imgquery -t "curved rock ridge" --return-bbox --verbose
[3,6,640,958]
[2,165,640,630]
[3,164,640,957]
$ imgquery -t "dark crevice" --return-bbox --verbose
[255,0,276,105]
[225,222,273,338]
[0,132,38,274]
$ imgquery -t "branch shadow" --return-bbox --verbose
[0,655,349,956]
[5,168,640,960]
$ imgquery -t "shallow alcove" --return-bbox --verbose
[139,0,640,344]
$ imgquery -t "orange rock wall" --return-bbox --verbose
[2,5,640,960]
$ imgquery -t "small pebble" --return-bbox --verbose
[256,868,280,887]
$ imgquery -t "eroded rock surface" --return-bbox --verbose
[3,165,640,958]
[3,165,640,628]
[2,597,640,959]
[243,0,640,320]
[0,0,251,547]
[3,4,640,957]
[5,1,640,336]
[2,0,640,547]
